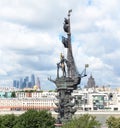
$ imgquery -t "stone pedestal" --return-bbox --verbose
[54,76,80,124]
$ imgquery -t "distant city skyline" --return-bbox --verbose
[13,74,41,89]
[0,0,120,90]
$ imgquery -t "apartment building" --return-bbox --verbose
[0,86,120,111]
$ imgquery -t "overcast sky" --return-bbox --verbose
[0,0,120,90]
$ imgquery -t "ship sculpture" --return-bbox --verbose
[49,10,88,126]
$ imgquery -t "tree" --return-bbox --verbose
[0,116,4,128]
[37,110,55,128]
[106,116,120,128]
[14,110,55,128]
[11,91,16,98]
[62,114,101,128]
[0,114,17,128]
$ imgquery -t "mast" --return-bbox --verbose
[63,9,79,78]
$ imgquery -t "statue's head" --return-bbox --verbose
[60,53,64,59]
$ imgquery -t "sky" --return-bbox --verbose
[0,0,120,90]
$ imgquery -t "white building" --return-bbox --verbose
[0,85,120,112]
[0,90,57,111]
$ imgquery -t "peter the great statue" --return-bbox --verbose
[49,10,88,127]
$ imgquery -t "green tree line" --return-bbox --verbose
[106,116,120,128]
[0,110,119,128]
[62,114,101,128]
[0,110,55,128]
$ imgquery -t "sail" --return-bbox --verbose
[67,35,79,78]
[62,10,79,78]
[62,36,68,48]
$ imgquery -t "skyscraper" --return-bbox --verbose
[13,80,17,88]
[16,81,19,88]
[25,76,29,88]
[36,77,41,90]
[31,74,35,87]
[13,80,19,88]
[19,78,23,89]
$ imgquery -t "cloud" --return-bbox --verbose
[0,69,7,76]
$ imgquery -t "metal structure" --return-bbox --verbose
[49,10,88,126]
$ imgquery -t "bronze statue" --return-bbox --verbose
[49,10,88,126]
[57,53,67,77]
